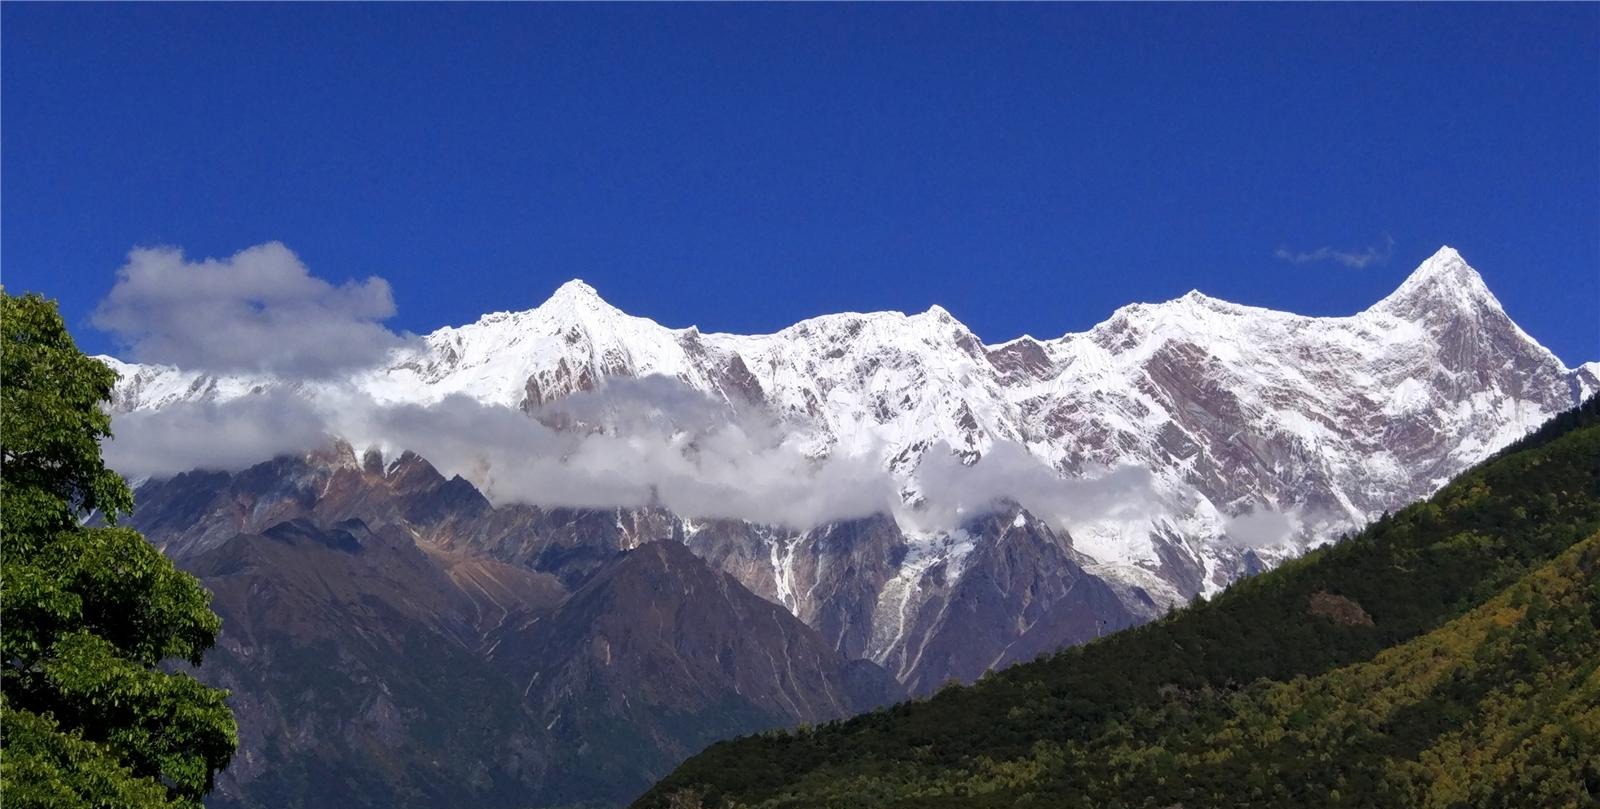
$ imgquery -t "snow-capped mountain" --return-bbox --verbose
[104,246,1597,689]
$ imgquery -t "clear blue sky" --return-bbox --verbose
[4,3,1597,364]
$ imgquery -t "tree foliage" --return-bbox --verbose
[1,291,238,808]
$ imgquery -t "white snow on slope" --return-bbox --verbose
[101,247,1596,606]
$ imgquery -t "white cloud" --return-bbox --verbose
[346,384,898,530]
[908,440,1163,533]
[92,242,405,377]
[105,374,1168,533]
[88,236,1168,531]
[107,376,899,530]
[1220,507,1296,549]
[1273,234,1394,269]
[103,390,331,481]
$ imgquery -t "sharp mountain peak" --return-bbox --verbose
[545,277,606,304]
[493,246,1504,353]
[1373,245,1501,315]
[535,277,630,321]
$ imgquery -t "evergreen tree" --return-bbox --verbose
[1,291,238,807]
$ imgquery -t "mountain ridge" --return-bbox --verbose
[103,246,1596,698]
[90,248,1599,808]
[104,246,1593,407]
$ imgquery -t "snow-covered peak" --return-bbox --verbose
[1372,245,1501,316]
[444,280,622,334]
[1082,287,1287,363]
[99,253,1596,698]
[105,254,1593,527]
[1575,362,1600,401]
[525,278,635,329]
[100,248,1595,641]
[543,278,608,308]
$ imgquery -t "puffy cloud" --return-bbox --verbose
[92,242,405,377]
[1273,234,1394,269]
[87,242,1175,533]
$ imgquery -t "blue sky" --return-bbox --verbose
[4,3,1597,365]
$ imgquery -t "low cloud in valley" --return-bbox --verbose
[104,390,332,481]
[1220,507,1297,549]
[912,440,1164,533]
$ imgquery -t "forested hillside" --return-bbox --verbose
[638,394,1600,808]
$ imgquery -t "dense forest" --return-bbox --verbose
[637,394,1600,808]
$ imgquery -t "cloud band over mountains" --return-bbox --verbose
[88,241,1244,541]
[103,375,1165,535]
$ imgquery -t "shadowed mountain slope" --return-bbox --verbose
[132,457,900,809]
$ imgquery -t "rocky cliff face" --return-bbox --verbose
[180,518,562,809]
[489,540,901,803]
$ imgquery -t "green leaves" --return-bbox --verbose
[1,291,237,807]
[2,292,133,538]
[4,527,221,674]
[0,703,173,809]
[36,632,236,803]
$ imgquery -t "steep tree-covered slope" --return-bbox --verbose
[637,394,1600,808]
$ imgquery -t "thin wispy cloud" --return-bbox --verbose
[1273,234,1395,269]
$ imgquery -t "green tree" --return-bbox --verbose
[1,291,237,807]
